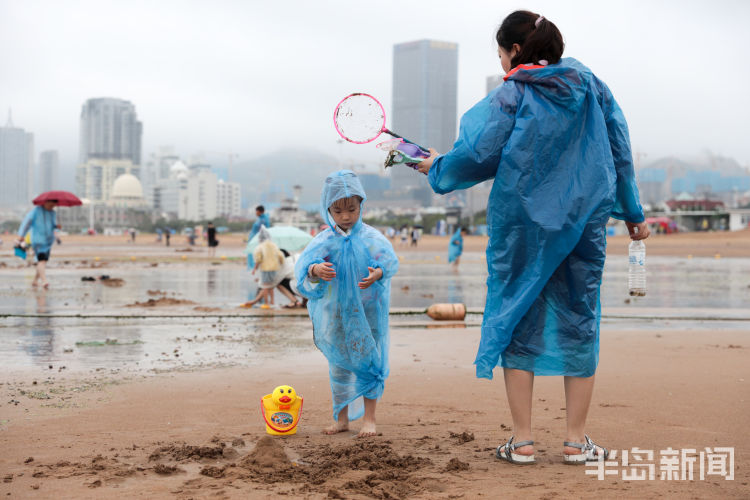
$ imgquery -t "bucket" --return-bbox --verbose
[260,385,303,436]
[426,303,466,321]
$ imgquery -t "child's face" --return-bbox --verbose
[329,197,361,230]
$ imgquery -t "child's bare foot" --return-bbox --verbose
[357,421,377,438]
[323,420,349,435]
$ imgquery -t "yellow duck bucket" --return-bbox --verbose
[260,385,303,436]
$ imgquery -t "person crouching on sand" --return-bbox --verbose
[295,170,399,437]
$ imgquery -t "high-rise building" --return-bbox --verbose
[217,179,242,218]
[0,111,34,208]
[38,150,59,193]
[79,98,142,165]
[77,98,142,202]
[391,39,458,206]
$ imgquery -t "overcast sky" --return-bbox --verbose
[2,0,749,173]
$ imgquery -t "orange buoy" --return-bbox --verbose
[426,303,467,321]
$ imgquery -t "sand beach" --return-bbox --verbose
[1,231,748,498]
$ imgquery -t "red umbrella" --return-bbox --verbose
[32,190,82,207]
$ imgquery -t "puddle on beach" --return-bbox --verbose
[1,253,748,373]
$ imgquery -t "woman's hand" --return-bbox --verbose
[625,221,650,240]
[313,262,337,281]
[359,267,383,289]
[416,148,440,175]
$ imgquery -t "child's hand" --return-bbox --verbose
[416,148,440,175]
[359,267,383,289]
[313,262,336,281]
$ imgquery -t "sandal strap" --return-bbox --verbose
[563,441,586,450]
[501,436,534,453]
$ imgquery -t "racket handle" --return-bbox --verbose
[383,129,430,156]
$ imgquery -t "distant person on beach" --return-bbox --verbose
[295,170,398,438]
[17,200,61,288]
[206,222,218,257]
[246,226,284,307]
[448,227,469,269]
[164,229,171,247]
[247,205,271,268]
[418,11,650,465]
[399,226,408,247]
[410,227,420,247]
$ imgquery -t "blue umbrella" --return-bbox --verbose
[244,225,313,255]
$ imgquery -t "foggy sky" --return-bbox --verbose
[2,0,749,183]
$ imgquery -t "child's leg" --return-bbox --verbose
[357,398,377,438]
[323,405,349,435]
[563,374,596,455]
[502,368,535,455]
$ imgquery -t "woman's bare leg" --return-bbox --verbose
[502,368,535,455]
[564,375,596,455]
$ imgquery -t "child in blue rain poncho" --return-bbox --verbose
[448,227,469,269]
[295,170,398,437]
[417,11,650,465]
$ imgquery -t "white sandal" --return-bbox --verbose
[495,436,536,465]
[563,435,610,465]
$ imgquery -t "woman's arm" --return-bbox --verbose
[421,83,520,194]
[17,209,35,240]
[595,77,645,223]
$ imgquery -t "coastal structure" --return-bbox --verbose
[38,150,59,193]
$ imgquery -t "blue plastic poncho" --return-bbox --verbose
[295,170,399,421]
[247,213,271,268]
[18,206,57,258]
[428,58,644,379]
[448,228,464,263]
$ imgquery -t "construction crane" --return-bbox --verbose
[201,151,239,182]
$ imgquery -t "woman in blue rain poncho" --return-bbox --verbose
[17,200,60,288]
[417,11,650,465]
[295,170,398,437]
[448,227,469,269]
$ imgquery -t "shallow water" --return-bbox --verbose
[1,254,748,372]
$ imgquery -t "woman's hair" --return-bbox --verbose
[496,10,564,69]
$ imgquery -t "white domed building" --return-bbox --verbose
[109,173,147,207]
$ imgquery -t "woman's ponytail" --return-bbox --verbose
[496,11,564,69]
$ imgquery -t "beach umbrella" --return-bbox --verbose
[32,190,82,207]
[244,226,313,255]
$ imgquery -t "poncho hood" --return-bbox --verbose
[320,170,367,233]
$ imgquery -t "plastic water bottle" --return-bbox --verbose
[628,234,646,297]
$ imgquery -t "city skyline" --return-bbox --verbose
[2,1,749,191]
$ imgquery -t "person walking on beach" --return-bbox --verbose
[417,11,650,465]
[247,205,271,268]
[17,200,61,288]
[164,228,171,247]
[206,222,218,257]
[295,170,398,437]
[448,227,469,270]
[246,226,284,307]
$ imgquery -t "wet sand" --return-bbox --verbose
[1,231,748,497]
[1,326,747,498]
[40,228,750,258]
